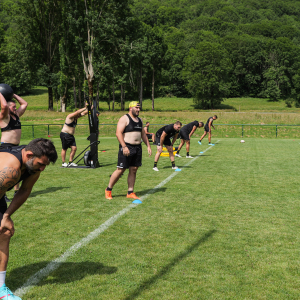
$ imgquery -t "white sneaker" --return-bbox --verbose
[62,163,68,167]
[172,166,179,170]
[175,153,181,157]
[69,163,78,167]
[186,155,194,158]
[153,167,159,171]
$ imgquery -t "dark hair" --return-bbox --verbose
[25,138,58,163]
[146,122,150,125]
[175,121,182,126]
[199,122,204,127]
[7,99,16,105]
[214,115,218,119]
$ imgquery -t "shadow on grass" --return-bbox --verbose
[124,229,217,300]
[8,261,117,290]
[113,187,167,198]
[29,186,71,198]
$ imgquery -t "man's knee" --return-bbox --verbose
[129,166,138,174]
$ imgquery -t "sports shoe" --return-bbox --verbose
[198,141,202,145]
[105,189,113,200]
[126,192,140,200]
[172,166,179,170]
[186,155,194,158]
[208,143,215,146]
[62,162,68,167]
[0,284,22,299]
[68,162,78,167]
[153,167,159,171]
[4,195,11,203]
[175,153,181,157]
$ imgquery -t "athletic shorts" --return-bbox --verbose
[0,196,8,222]
[179,130,190,141]
[155,135,172,146]
[117,143,142,169]
[146,134,152,139]
[0,143,19,150]
[60,132,76,150]
[204,125,210,132]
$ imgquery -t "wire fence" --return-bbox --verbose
[20,124,300,140]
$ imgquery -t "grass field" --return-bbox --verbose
[5,137,300,299]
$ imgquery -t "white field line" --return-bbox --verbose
[14,141,219,297]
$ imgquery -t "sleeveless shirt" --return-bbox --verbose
[65,119,77,128]
[0,145,31,189]
[123,114,143,133]
[1,112,21,132]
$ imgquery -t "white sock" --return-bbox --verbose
[0,271,6,287]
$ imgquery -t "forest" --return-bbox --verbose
[1,0,300,111]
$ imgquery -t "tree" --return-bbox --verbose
[182,41,232,109]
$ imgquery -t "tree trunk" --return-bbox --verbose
[78,77,82,108]
[139,62,143,110]
[48,86,53,111]
[88,77,94,104]
[121,84,124,111]
[73,78,77,109]
[152,67,155,111]
[112,81,115,112]
[107,84,111,111]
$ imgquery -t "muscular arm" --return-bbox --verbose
[171,133,178,145]
[160,131,167,147]
[141,127,152,156]
[14,94,28,117]
[189,126,197,138]
[0,93,9,120]
[0,167,20,194]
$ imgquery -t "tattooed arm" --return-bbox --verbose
[0,172,40,236]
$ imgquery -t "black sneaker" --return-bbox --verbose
[4,195,11,203]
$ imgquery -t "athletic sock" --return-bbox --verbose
[171,161,175,167]
[0,271,6,287]
[106,187,112,191]
[127,191,133,195]
[187,152,189,156]
[154,162,158,168]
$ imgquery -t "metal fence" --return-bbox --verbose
[21,124,300,140]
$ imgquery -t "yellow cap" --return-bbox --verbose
[129,101,140,108]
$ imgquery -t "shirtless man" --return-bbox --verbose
[0,86,28,202]
[199,115,218,146]
[175,121,204,158]
[0,138,57,300]
[60,105,89,167]
[144,122,155,142]
[105,101,152,200]
[153,121,182,171]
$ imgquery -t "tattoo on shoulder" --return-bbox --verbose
[0,167,20,190]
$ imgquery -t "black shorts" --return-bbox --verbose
[204,125,210,132]
[60,132,76,150]
[0,196,8,222]
[146,134,152,139]
[180,130,190,141]
[117,143,142,169]
[0,143,19,150]
[155,135,172,146]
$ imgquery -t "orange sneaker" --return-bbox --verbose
[126,192,140,200]
[105,189,113,200]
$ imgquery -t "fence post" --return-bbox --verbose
[32,125,34,138]
[48,124,50,137]
[276,125,278,138]
[242,125,244,137]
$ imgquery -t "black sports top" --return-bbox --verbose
[123,114,143,133]
[1,112,21,132]
[205,117,214,126]
[0,145,31,190]
[156,124,179,139]
[65,119,77,128]
[181,121,199,134]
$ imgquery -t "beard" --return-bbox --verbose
[132,108,139,117]
[25,157,37,175]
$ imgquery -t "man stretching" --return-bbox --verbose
[105,101,151,200]
[0,138,57,300]
[153,121,182,171]
[175,121,204,158]
[0,88,28,202]
[60,105,89,167]
[199,115,218,145]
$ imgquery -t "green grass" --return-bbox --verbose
[6,137,300,299]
